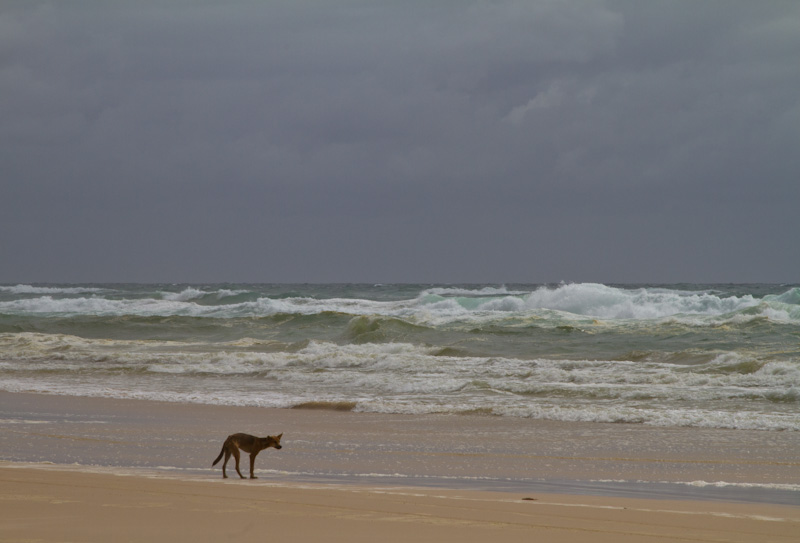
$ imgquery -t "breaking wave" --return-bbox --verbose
[1,282,797,431]
[2,283,797,325]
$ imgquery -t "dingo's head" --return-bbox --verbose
[267,433,283,449]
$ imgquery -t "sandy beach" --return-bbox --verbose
[1,392,799,541]
[4,465,799,543]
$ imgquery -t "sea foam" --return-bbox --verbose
[1,283,796,325]
[1,283,797,431]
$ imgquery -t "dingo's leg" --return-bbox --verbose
[249,452,259,479]
[222,449,232,479]
[232,447,245,479]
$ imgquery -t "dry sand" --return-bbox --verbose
[2,465,799,542]
[1,392,799,542]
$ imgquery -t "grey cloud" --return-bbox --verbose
[1,1,799,283]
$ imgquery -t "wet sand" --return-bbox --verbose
[1,392,799,541]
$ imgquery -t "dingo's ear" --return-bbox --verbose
[276,433,283,441]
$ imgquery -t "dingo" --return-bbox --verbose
[212,432,283,479]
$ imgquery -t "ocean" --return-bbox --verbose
[1,282,798,431]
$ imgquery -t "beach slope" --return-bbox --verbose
[3,465,799,543]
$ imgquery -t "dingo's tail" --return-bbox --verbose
[212,447,225,466]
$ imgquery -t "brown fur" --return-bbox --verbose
[211,432,283,479]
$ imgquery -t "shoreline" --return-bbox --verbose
[4,460,798,507]
[2,391,799,505]
[2,391,799,541]
[2,464,799,543]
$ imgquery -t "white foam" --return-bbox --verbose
[2,372,798,431]
[160,287,250,302]
[3,333,798,397]
[0,296,187,316]
[161,287,207,301]
[1,283,796,325]
[0,284,107,295]
[421,286,528,297]
[520,283,761,320]
[680,480,800,492]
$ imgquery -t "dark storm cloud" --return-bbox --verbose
[1,1,799,282]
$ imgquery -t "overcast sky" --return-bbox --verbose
[1,1,798,284]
